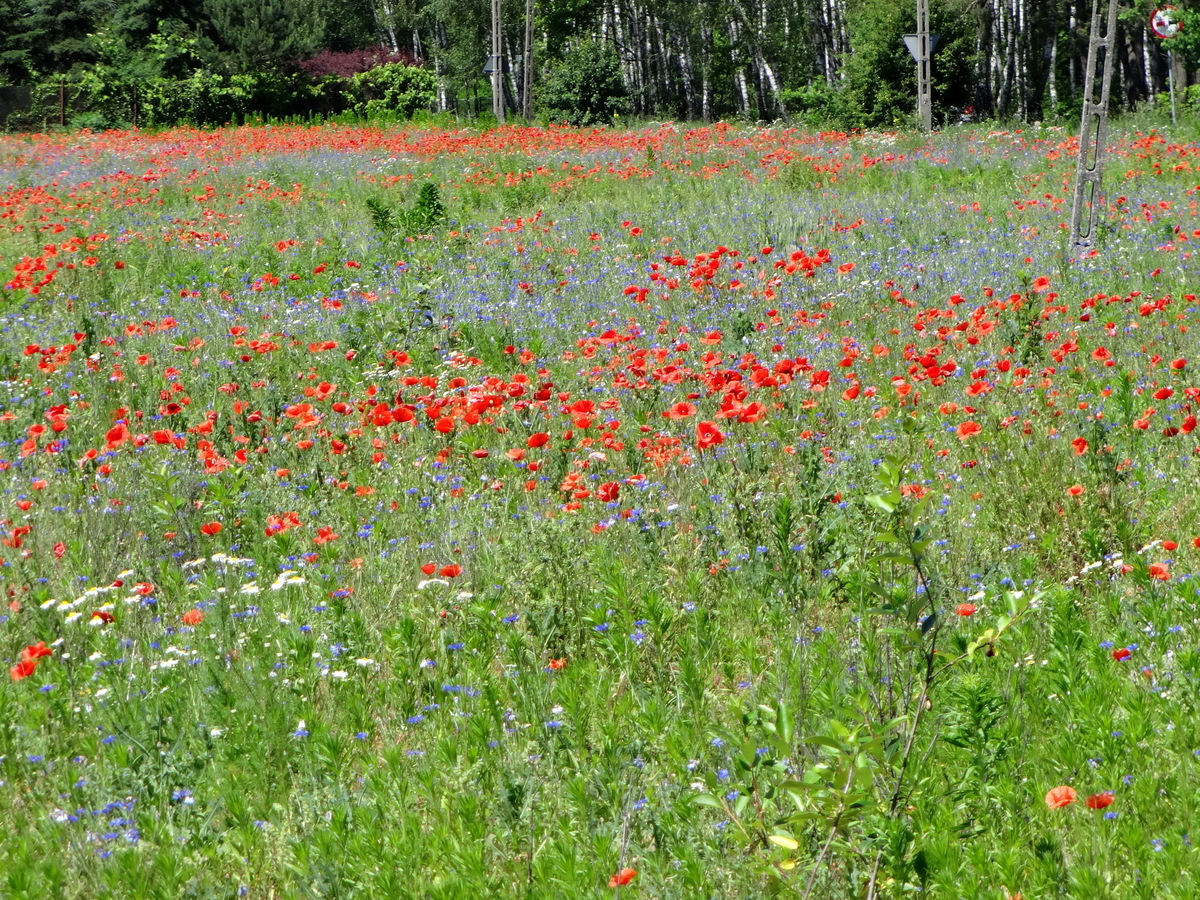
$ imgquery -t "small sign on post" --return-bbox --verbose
[902,34,940,60]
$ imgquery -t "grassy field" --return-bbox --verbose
[1,114,1200,898]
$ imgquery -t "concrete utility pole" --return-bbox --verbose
[902,0,936,132]
[915,0,931,132]
[491,0,506,123]
[522,0,535,119]
[1069,0,1119,246]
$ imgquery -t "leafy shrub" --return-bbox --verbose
[538,41,630,127]
[348,63,437,118]
[779,82,850,128]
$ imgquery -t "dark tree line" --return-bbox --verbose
[0,0,1195,126]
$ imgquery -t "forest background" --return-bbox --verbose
[0,0,1198,131]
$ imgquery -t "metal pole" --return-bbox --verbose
[916,0,932,132]
[491,0,505,123]
[1167,49,1177,126]
[522,0,535,120]
[1069,0,1119,247]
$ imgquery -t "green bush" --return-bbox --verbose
[779,82,850,128]
[538,40,630,127]
[348,63,437,118]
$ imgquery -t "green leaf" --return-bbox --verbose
[808,735,844,753]
[788,810,825,823]
[870,552,914,566]
[920,611,937,635]
[693,792,725,811]
[866,494,895,514]
[777,700,794,744]
[741,739,759,767]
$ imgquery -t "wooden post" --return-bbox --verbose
[59,79,65,127]
[132,83,139,130]
[1070,0,1119,246]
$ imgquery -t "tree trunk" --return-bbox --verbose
[676,24,699,119]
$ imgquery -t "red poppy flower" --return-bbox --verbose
[608,868,636,887]
[10,658,37,680]
[439,564,462,578]
[1044,785,1076,809]
[182,609,205,627]
[527,432,550,448]
[200,521,223,536]
[696,420,724,450]
[90,610,115,624]
[421,562,436,575]
[1086,791,1114,810]
[22,641,52,662]
[548,658,567,670]
[955,603,977,617]
[955,421,981,440]
[1112,647,1131,661]
[1066,485,1085,497]
[663,402,697,420]
[1148,562,1170,581]
[597,482,620,503]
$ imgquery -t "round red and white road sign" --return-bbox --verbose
[1151,7,1180,39]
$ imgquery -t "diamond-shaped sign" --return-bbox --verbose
[903,34,941,60]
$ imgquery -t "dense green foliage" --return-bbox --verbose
[537,41,630,127]
[1,0,1196,130]
[350,63,440,119]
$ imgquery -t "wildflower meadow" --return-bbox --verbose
[2,116,1200,898]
